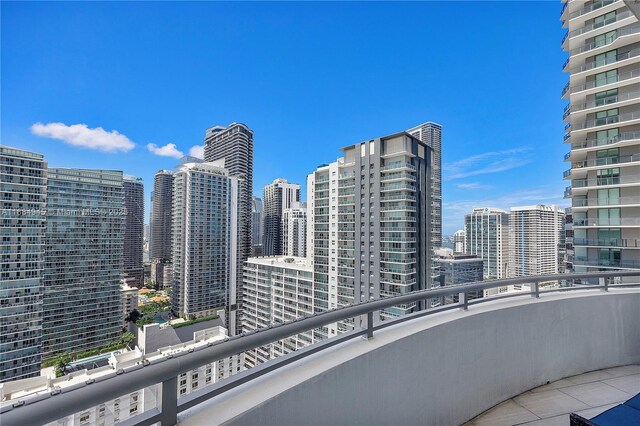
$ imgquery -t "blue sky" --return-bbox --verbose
[1,1,568,235]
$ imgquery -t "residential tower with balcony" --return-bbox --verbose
[561,0,640,272]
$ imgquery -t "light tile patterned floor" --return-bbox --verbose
[468,365,640,426]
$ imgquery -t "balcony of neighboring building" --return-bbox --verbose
[571,166,640,192]
[563,8,636,51]
[571,131,640,157]
[566,151,640,180]
[573,237,640,248]
[572,193,640,210]
[565,24,640,66]
[563,62,640,100]
[564,0,623,29]
[570,106,640,134]
[564,87,640,122]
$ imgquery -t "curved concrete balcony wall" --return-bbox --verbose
[182,289,640,426]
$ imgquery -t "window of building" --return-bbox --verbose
[596,128,619,145]
[596,148,619,165]
[593,11,616,29]
[598,208,620,226]
[594,69,617,87]
[598,188,620,206]
[595,108,618,126]
[594,88,617,106]
[594,30,617,48]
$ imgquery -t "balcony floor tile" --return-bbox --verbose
[565,370,616,384]
[514,389,590,418]
[470,365,640,426]
[471,399,539,426]
[559,381,631,407]
[602,373,640,395]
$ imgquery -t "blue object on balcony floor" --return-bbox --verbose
[588,393,640,425]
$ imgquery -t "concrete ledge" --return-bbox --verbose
[179,289,640,426]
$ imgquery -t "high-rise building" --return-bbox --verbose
[251,196,264,256]
[561,0,640,273]
[150,170,173,289]
[453,229,467,254]
[242,256,328,368]
[307,131,433,329]
[508,205,565,281]
[282,202,307,258]
[465,208,510,280]
[0,147,47,382]
[171,161,240,330]
[262,178,300,256]
[434,248,483,305]
[204,123,254,328]
[123,175,144,288]
[42,169,124,359]
[406,122,442,252]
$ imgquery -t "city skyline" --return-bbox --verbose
[2,1,568,234]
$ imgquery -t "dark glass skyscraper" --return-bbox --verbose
[0,146,47,382]
[150,170,174,289]
[123,175,144,288]
[42,169,124,359]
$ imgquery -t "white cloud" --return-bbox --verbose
[456,182,492,190]
[30,122,135,153]
[189,145,205,159]
[146,143,183,159]
[444,147,532,179]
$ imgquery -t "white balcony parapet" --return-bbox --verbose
[572,110,640,131]
[569,67,640,95]
[2,271,640,426]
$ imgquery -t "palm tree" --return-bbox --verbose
[54,353,72,378]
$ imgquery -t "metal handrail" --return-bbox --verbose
[2,271,640,426]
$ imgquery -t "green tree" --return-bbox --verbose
[54,353,72,378]
[120,331,135,348]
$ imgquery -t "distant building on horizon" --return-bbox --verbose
[282,202,307,258]
[150,170,174,289]
[453,229,466,254]
[508,205,565,282]
[251,196,264,257]
[465,207,510,280]
[406,122,443,286]
[434,248,483,305]
[262,178,300,256]
[0,146,47,383]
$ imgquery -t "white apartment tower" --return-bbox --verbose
[465,208,510,280]
[282,202,307,257]
[307,131,433,328]
[242,256,328,368]
[262,178,300,256]
[453,229,467,254]
[561,0,640,272]
[406,122,442,251]
[508,205,565,280]
[171,161,240,330]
